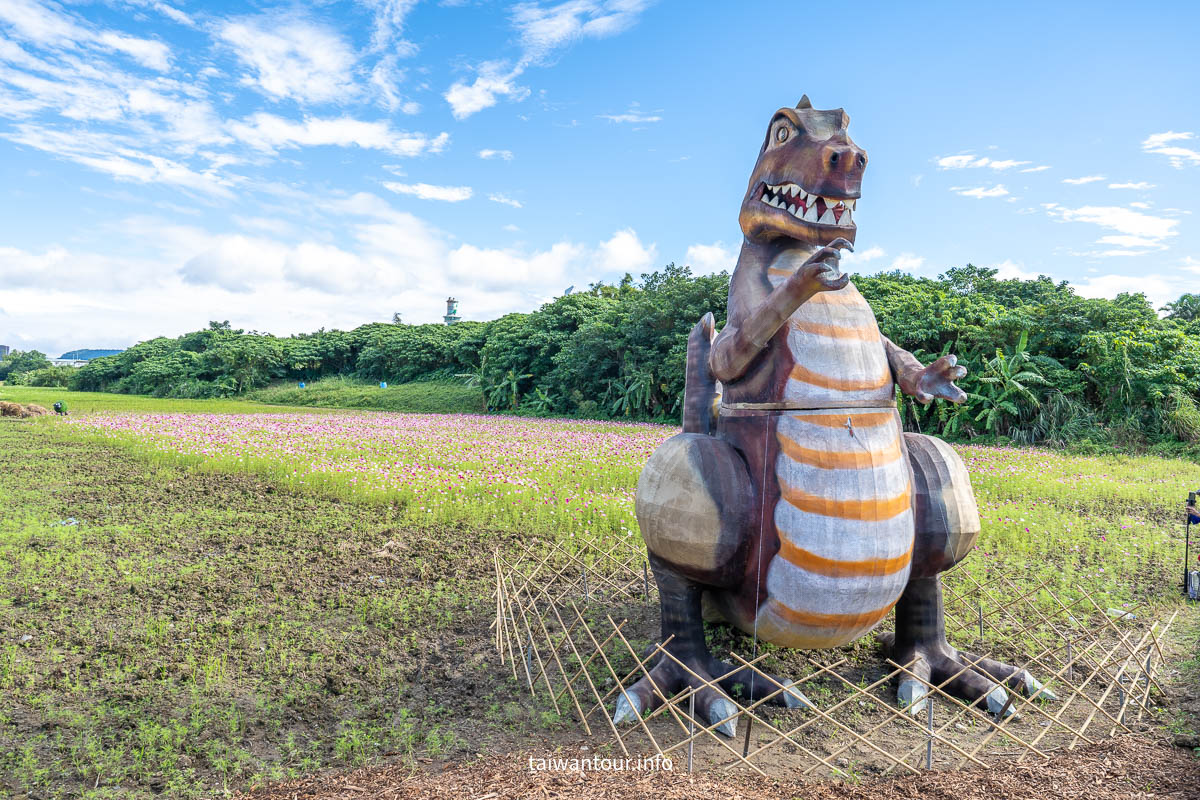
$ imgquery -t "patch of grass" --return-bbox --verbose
[0,423,515,799]
[247,377,485,415]
[0,386,314,415]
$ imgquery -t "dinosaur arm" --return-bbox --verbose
[884,337,968,404]
[710,243,853,383]
[709,277,828,383]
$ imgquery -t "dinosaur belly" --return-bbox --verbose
[780,283,894,408]
[755,408,913,649]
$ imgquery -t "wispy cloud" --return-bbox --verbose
[599,104,662,124]
[1019,165,1051,173]
[1043,202,1178,254]
[4,124,235,197]
[1108,181,1154,190]
[1142,131,1200,168]
[489,192,522,208]
[936,154,1030,171]
[1062,175,1105,185]
[383,182,474,202]
[479,148,514,160]
[444,1,654,119]
[952,185,1009,198]
[216,15,357,104]
[229,114,449,157]
[0,0,172,70]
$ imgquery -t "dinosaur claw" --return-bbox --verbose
[897,678,930,716]
[986,685,1015,718]
[708,697,739,738]
[1021,671,1057,701]
[613,690,642,725]
[781,680,816,711]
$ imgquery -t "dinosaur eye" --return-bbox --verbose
[775,126,789,144]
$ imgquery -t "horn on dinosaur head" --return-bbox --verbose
[796,95,812,110]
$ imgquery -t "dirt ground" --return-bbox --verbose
[239,734,1198,799]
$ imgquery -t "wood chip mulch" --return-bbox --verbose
[238,735,1199,799]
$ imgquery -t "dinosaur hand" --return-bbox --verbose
[908,355,968,405]
[793,238,853,293]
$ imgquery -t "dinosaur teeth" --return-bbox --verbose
[759,182,857,225]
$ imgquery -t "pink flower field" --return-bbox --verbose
[65,412,676,535]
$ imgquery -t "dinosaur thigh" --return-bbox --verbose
[635,432,754,588]
[903,432,981,579]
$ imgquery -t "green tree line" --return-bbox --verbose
[5,265,1200,449]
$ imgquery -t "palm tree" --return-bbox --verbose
[1161,293,1200,322]
[972,331,1050,436]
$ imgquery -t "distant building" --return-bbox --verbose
[50,359,88,368]
[0,345,8,357]
[59,348,122,360]
[444,297,461,325]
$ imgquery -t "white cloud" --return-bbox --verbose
[936,154,1029,171]
[1044,204,1178,244]
[841,245,885,265]
[1062,175,1105,184]
[991,259,1042,281]
[445,1,652,118]
[444,62,527,119]
[5,125,235,197]
[359,0,420,52]
[1096,234,1165,249]
[511,0,652,63]
[953,185,1009,198]
[1129,201,1151,209]
[1075,272,1188,307]
[1142,131,1200,168]
[599,105,662,124]
[1108,181,1154,190]
[685,241,735,274]
[369,54,417,114]
[489,192,522,208]
[383,182,473,202]
[1020,165,1051,173]
[479,148,514,160]
[890,253,925,272]
[447,241,582,291]
[283,241,373,293]
[181,234,289,292]
[0,0,171,70]
[595,228,657,273]
[228,113,449,157]
[217,16,357,104]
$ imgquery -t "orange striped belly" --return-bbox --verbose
[780,282,895,407]
[756,407,914,649]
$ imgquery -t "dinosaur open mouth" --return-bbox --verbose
[759,183,855,227]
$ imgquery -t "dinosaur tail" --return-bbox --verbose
[682,312,721,435]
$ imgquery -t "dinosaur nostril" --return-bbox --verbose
[857,154,866,168]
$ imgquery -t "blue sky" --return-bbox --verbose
[1,0,1197,357]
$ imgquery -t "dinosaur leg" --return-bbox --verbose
[889,434,1055,715]
[885,576,1055,716]
[613,556,813,738]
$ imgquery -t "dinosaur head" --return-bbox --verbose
[738,96,867,247]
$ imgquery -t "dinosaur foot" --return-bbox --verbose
[612,652,813,737]
[882,632,1056,717]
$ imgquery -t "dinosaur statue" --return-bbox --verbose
[614,96,1053,737]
